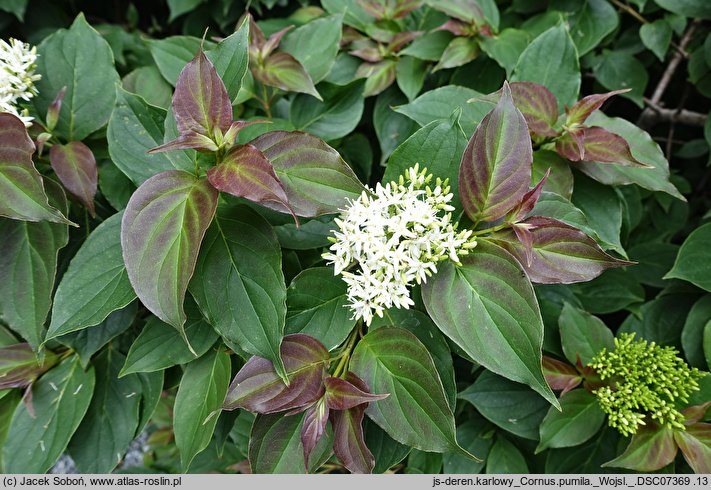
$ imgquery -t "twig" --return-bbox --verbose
[638,20,702,129]
[643,98,707,127]
[666,86,690,161]
[610,0,647,24]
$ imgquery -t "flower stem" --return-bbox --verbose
[332,324,361,378]
[470,222,510,237]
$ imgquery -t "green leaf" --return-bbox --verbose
[59,302,137,368]
[98,160,135,211]
[654,0,711,20]
[628,241,679,288]
[422,241,557,406]
[250,131,365,217]
[533,151,574,199]
[47,212,136,341]
[136,371,164,436]
[512,24,580,108]
[593,51,647,107]
[122,66,173,109]
[121,170,218,352]
[350,327,475,458]
[289,80,365,141]
[34,14,119,141]
[108,88,193,186]
[148,36,204,86]
[442,418,493,474]
[486,437,529,473]
[285,267,355,351]
[704,322,711,370]
[384,113,468,214]
[174,349,231,471]
[603,425,677,471]
[394,85,490,134]
[619,293,697,347]
[572,269,645,314]
[665,222,711,292]
[256,52,321,100]
[433,37,480,72]
[365,421,411,473]
[121,301,218,376]
[0,0,27,20]
[207,18,250,103]
[400,31,454,61]
[683,296,711,369]
[249,412,333,473]
[675,423,711,473]
[0,181,69,349]
[281,14,342,83]
[459,81,532,222]
[545,425,621,472]
[640,19,673,61]
[0,391,20,470]
[190,204,287,380]
[321,0,371,30]
[537,390,605,452]
[571,173,625,257]
[459,370,550,440]
[575,111,683,200]
[67,348,141,473]
[2,356,95,473]
[373,87,417,164]
[167,0,204,21]
[0,113,72,224]
[558,302,615,365]
[480,29,530,75]
[569,0,619,56]
[396,56,427,101]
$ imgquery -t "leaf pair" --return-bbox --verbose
[223,334,387,473]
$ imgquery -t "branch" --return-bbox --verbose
[642,99,707,127]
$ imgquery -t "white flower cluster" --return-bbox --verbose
[324,165,476,325]
[0,38,40,127]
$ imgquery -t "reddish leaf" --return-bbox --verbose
[46,86,67,132]
[581,126,649,167]
[223,334,329,413]
[512,223,534,267]
[506,168,550,222]
[350,46,383,63]
[509,82,559,138]
[207,144,296,222]
[49,141,98,216]
[603,424,677,472]
[437,19,474,36]
[149,131,219,153]
[555,128,585,161]
[542,356,582,395]
[121,170,218,349]
[566,89,630,126]
[0,113,72,224]
[388,31,421,53]
[172,49,232,141]
[459,81,532,223]
[0,344,59,389]
[261,26,293,59]
[682,402,711,425]
[355,60,397,97]
[301,396,329,468]
[324,375,389,410]
[674,422,711,474]
[488,216,633,284]
[331,373,375,474]
[255,52,321,100]
[249,131,365,217]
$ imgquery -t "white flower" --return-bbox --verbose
[0,38,40,127]
[323,164,476,325]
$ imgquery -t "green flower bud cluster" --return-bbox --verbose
[588,333,705,437]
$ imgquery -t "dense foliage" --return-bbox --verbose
[0,0,710,474]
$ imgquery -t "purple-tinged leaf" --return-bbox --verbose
[223,120,271,147]
[542,356,582,395]
[49,141,98,216]
[46,87,66,132]
[388,31,421,53]
[0,113,73,224]
[261,26,293,59]
[301,396,329,468]
[512,223,534,267]
[459,81,533,223]
[207,144,296,222]
[223,334,329,413]
[566,89,630,126]
[0,344,58,389]
[555,128,585,161]
[332,373,376,474]
[509,81,559,137]
[355,60,397,97]
[172,49,232,140]
[581,126,649,167]
[255,52,321,100]
[350,46,383,63]
[360,0,387,19]
[682,402,711,426]
[437,19,474,36]
[488,216,633,284]
[674,422,711,474]
[603,424,677,472]
[324,375,389,410]
[507,168,550,222]
[249,131,365,217]
[121,170,218,352]
[149,131,219,154]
